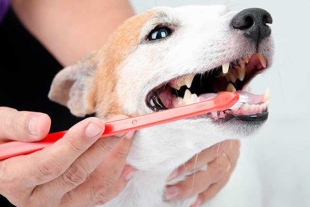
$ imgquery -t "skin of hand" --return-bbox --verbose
[0,107,136,207]
[165,140,240,207]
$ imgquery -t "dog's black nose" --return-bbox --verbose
[231,8,273,44]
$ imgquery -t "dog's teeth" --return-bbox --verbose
[190,93,199,103]
[183,89,192,101]
[241,103,250,114]
[150,99,156,107]
[174,85,181,90]
[227,73,237,83]
[181,90,199,105]
[177,78,186,88]
[226,83,236,92]
[244,55,250,64]
[257,54,267,68]
[263,88,270,101]
[185,74,195,88]
[173,74,195,90]
[177,97,184,106]
[222,63,230,74]
[171,80,181,90]
[236,67,246,81]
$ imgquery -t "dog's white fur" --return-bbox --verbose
[48,5,273,207]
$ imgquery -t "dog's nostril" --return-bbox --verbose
[231,8,273,45]
[235,15,255,30]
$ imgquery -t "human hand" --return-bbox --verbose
[0,107,135,207]
[165,140,240,207]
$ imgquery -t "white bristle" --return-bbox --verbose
[229,94,249,110]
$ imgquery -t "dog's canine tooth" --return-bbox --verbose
[257,54,267,68]
[263,88,270,101]
[244,55,251,64]
[222,63,230,74]
[263,100,270,110]
[226,83,236,92]
[236,67,246,81]
[185,74,195,88]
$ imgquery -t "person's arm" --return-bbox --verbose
[10,0,135,66]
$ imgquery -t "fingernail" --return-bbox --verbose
[28,116,39,136]
[125,170,135,181]
[190,199,202,207]
[221,152,231,172]
[167,169,178,181]
[85,123,103,138]
[164,186,179,200]
[122,165,136,181]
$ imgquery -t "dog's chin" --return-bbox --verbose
[212,115,268,137]
[195,109,268,135]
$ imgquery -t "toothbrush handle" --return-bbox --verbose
[0,92,239,161]
[102,92,238,136]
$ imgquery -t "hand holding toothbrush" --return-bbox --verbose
[0,107,136,207]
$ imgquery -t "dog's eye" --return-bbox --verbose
[147,27,172,41]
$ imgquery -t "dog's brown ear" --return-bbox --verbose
[48,52,97,117]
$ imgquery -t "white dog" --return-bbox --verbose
[48,5,273,207]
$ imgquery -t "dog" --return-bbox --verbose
[48,5,274,207]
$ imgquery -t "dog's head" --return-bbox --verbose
[49,5,273,170]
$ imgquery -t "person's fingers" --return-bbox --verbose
[193,171,231,206]
[164,152,231,200]
[221,140,240,172]
[168,140,240,181]
[36,134,129,198]
[0,107,51,142]
[60,131,135,206]
[1,117,105,191]
[40,115,132,198]
[189,140,241,207]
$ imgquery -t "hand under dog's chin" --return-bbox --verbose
[126,117,265,171]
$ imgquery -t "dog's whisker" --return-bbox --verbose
[190,153,200,193]
[216,142,221,162]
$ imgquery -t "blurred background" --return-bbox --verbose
[130,0,310,206]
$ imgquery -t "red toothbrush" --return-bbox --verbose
[0,92,239,161]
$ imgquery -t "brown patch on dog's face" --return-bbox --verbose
[89,10,156,119]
